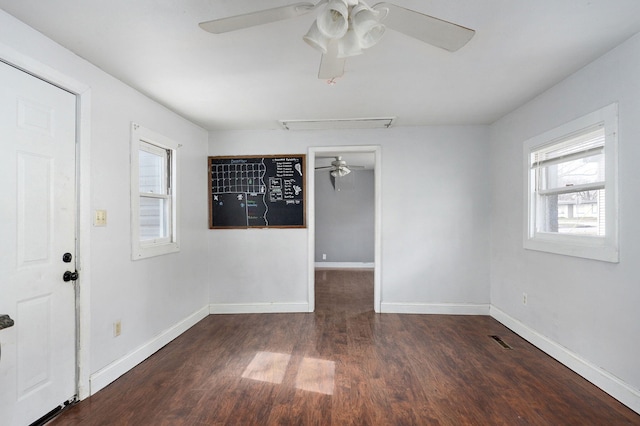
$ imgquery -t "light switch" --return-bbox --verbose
[94,209,107,226]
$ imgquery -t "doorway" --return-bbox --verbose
[307,146,382,312]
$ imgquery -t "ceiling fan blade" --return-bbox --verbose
[318,40,345,80]
[199,2,321,34]
[315,166,335,170]
[373,2,475,52]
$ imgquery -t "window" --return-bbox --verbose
[523,104,618,262]
[531,126,605,236]
[131,123,180,259]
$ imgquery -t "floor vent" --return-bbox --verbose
[489,335,513,350]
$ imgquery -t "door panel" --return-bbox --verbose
[17,152,53,266]
[0,61,77,426]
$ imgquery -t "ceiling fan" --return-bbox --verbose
[315,156,364,177]
[199,1,475,80]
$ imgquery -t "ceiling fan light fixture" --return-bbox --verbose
[331,167,351,178]
[303,21,330,53]
[316,0,349,39]
[306,0,386,61]
[353,20,385,49]
[352,5,385,48]
[337,28,363,58]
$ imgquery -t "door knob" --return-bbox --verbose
[63,271,79,282]
[0,315,15,361]
[0,314,14,330]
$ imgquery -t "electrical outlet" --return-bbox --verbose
[522,293,528,306]
[94,209,107,226]
[322,253,327,260]
[113,320,122,337]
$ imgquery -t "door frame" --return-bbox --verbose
[307,145,382,312]
[0,44,92,400]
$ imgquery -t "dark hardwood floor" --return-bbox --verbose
[50,269,640,425]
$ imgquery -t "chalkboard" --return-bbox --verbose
[208,155,306,229]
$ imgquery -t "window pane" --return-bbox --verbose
[139,148,166,194]
[538,153,604,191]
[536,189,605,236]
[139,196,169,240]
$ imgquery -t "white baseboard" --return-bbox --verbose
[490,306,640,414]
[314,262,374,269]
[209,302,309,314]
[89,305,209,395]
[381,302,490,315]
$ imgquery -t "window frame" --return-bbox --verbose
[131,123,180,260]
[523,103,619,263]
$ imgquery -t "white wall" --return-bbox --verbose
[315,169,375,264]
[0,10,210,395]
[208,126,491,314]
[489,32,640,411]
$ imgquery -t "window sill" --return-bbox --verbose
[524,235,618,263]
[132,241,180,260]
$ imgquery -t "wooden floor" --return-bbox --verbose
[50,269,640,425]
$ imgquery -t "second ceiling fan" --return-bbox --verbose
[315,156,364,177]
[199,1,475,80]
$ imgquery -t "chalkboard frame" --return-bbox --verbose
[208,154,306,229]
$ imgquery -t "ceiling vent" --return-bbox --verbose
[279,117,395,130]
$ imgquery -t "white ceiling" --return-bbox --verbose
[1,1,640,131]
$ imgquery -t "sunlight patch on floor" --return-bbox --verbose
[241,351,335,395]
[295,356,335,395]
[241,351,291,384]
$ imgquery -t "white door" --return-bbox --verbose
[0,61,77,425]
